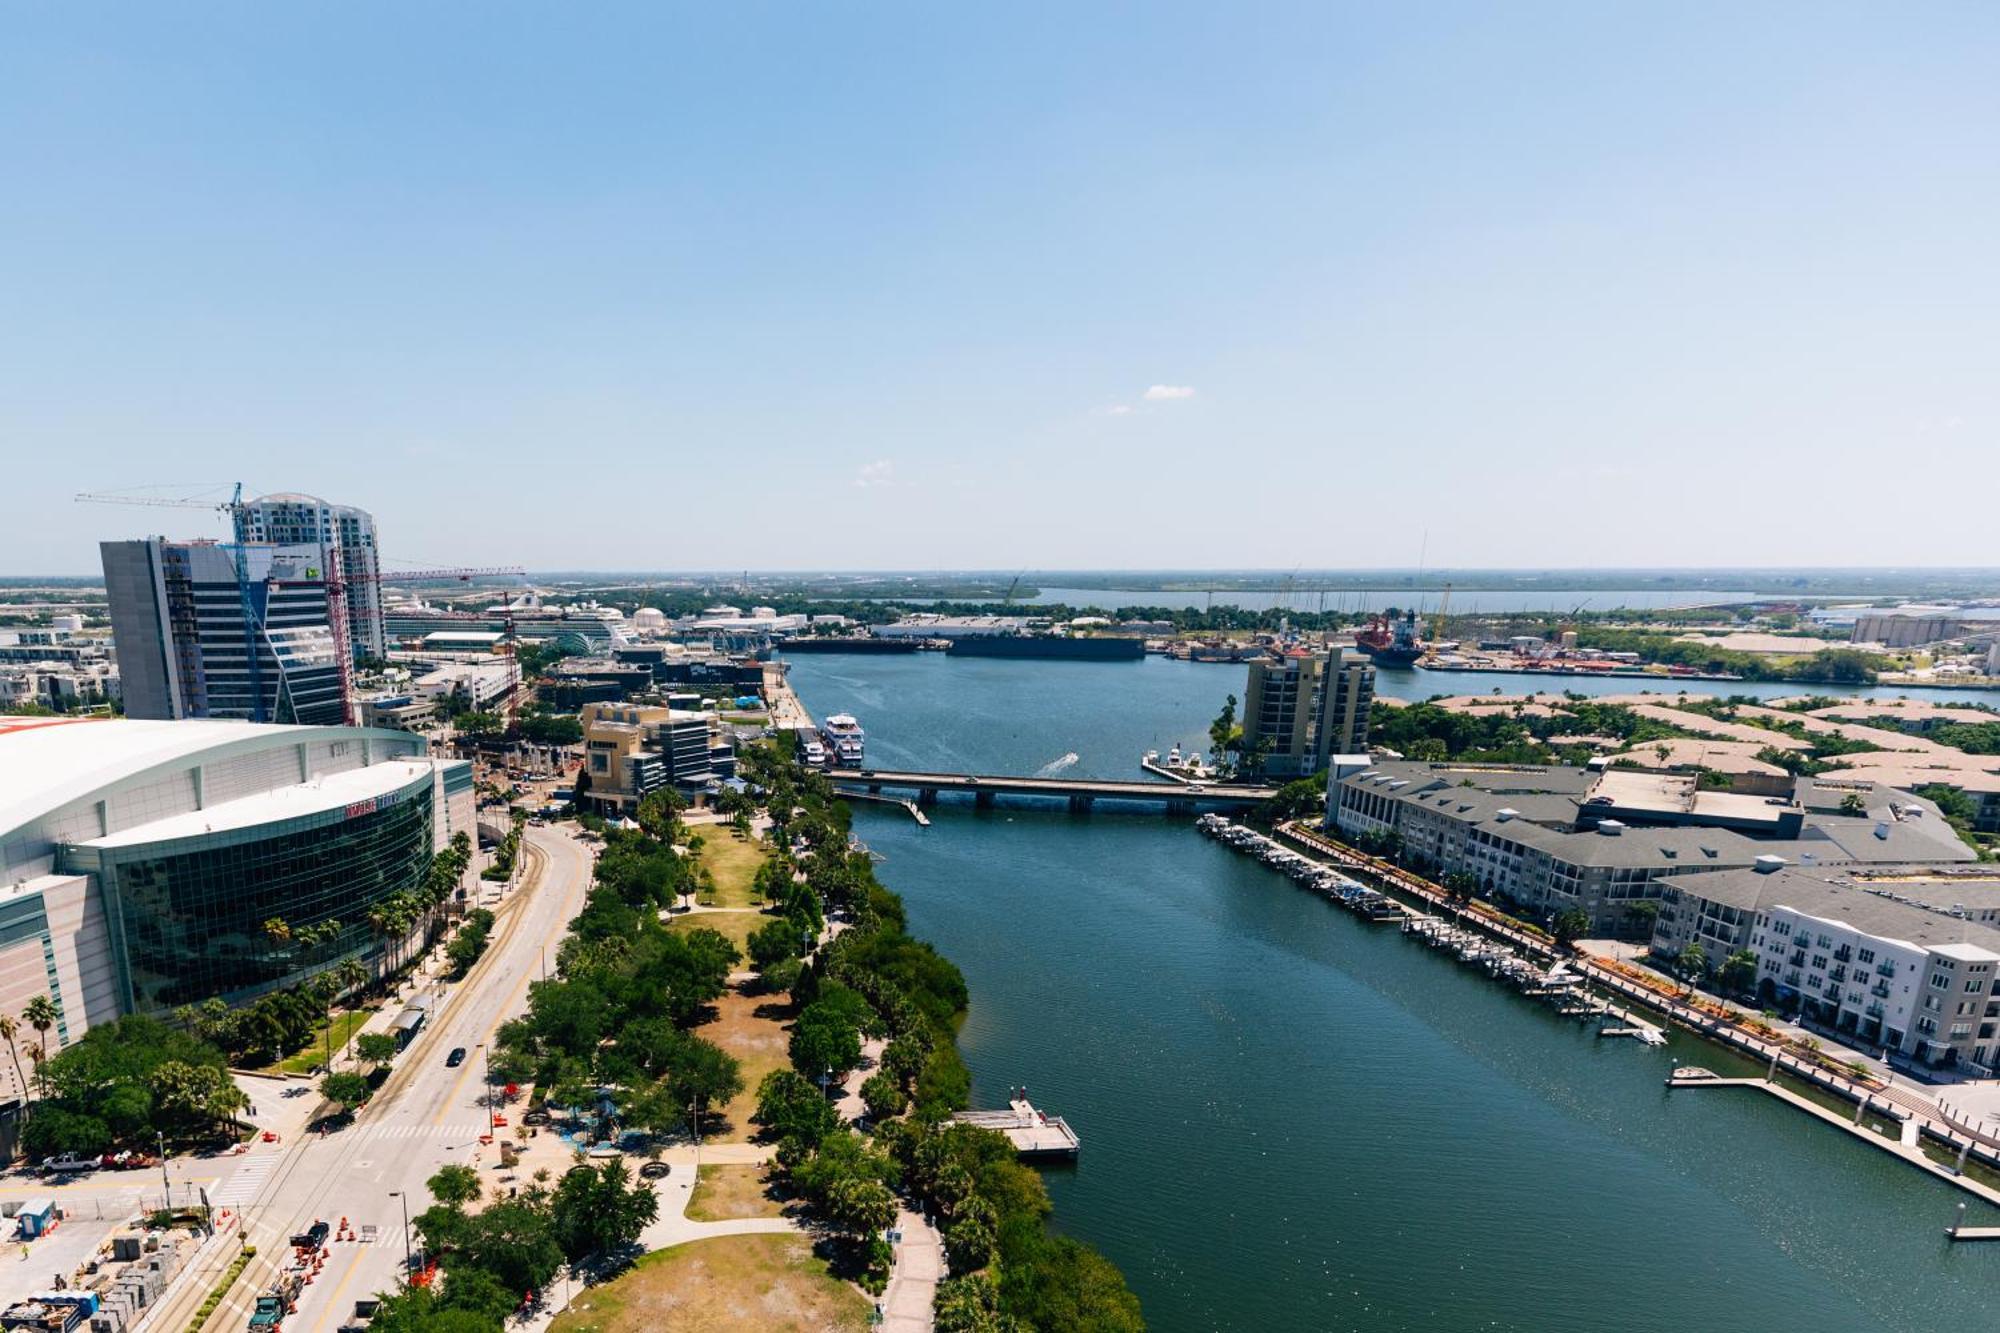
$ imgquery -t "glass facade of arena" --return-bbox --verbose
[66,777,436,1014]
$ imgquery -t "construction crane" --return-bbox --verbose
[77,485,524,724]
[1002,572,1024,607]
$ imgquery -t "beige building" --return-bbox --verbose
[1242,648,1374,779]
[578,702,736,814]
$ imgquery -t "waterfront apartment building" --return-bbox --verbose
[237,494,387,660]
[102,538,350,726]
[1242,648,1375,780]
[577,701,737,815]
[1328,762,1973,938]
[1649,861,2000,1070]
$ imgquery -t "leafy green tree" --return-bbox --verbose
[789,1005,862,1082]
[1719,949,1758,997]
[453,1197,565,1296]
[943,1195,998,1274]
[1208,695,1237,766]
[429,1162,484,1210]
[1551,908,1591,949]
[321,1069,370,1114]
[356,1032,400,1072]
[755,1069,839,1149]
[861,1071,906,1121]
[935,1272,1022,1333]
[550,1159,659,1262]
[824,1174,896,1242]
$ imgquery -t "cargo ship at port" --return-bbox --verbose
[947,634,1144,662]
[776,635,925,654]
[1355,609,1424,667]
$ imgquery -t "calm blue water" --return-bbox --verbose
[790,653,2000,1333]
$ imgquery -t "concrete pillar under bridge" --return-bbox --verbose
[917,788,938,808]
[1165,799,1195,817]
[1067,794,1094,813]
[974,789,996,809]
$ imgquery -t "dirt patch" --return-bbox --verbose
[687,1163,789,1220]
[551,1233,869,1333]
[692,983,794,1142]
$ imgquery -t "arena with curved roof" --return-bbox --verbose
[0,715,472,1046]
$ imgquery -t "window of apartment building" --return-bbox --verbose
[1857,948,1875,964]
[1817,934,1833,949]
[1951,1023,1973,1038]
[1970,978,1988,994]
[1959,1001,1978,1016]
[1917,1016,1937,1035]
[1811,955,1828,970]
[1806,975,1822,990]
[1931,972,1953,990]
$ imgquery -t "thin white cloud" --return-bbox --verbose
[1143,384,1196,401]
[1098,404,1134,416]
[853,459,895,488]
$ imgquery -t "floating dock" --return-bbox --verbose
[954,1093,1080,1158]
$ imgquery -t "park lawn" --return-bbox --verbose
[266,1007,376,1075]
[686,1164,787,1221]
[550,1233,868,1333]
[668,908,764,956]
[689,981,792,1143]
[693,833,767,909]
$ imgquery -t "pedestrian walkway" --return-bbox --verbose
[879,1206,942,1333]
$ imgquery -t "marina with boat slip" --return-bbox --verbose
[1196,815,1668,1044]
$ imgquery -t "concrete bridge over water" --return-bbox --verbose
[828,767,1276,815]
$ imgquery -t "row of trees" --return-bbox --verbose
[22,1014,247,1159]
[733,740,1145,1328]
[490,796,745,1142]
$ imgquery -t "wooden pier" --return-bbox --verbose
[953,1094,1080,1159]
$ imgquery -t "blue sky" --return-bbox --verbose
[4,3,1995,575]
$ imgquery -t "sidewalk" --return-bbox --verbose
[879,1207,943,1333]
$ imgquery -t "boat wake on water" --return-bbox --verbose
[1035,751,1081,777]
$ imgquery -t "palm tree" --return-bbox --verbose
[263,917,292,958]
[23,995,58,1058]
[1678,942,1709,997]
[0,1015,26,1107]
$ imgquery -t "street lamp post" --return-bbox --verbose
[156,1131,171,1207]
[388,1191,413,1281]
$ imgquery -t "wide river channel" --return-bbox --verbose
[786,653,2000,1332]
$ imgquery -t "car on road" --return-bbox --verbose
[521,1109,551,1126]
[639,1161,671,1180]
[41,1153,97,1174]
[446,1047,467,1067]
[965,776,981,785]
[291,1220,330,1250]
[1186,783,1208,793]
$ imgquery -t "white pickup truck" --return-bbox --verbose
[40,1153,97,1174]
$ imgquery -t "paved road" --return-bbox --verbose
[142,825,595,1333]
